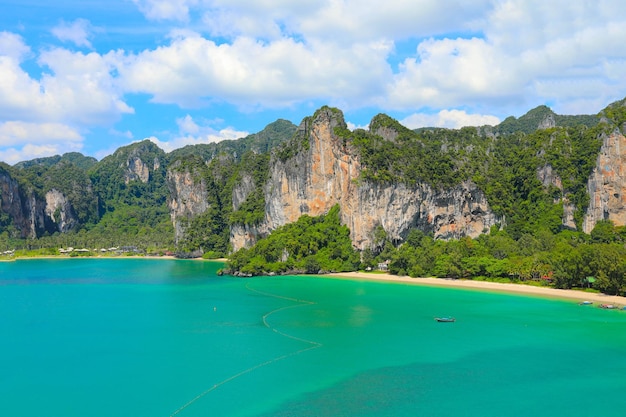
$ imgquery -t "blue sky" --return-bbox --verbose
[1,0,626,163]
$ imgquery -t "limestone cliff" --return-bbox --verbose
[583,130,626,233]
[536,164,576,230]
[231,107,501,251]
[44,189,77,233]
[123,148,162,184]
[0,168,48,238]
[166,162,210,243]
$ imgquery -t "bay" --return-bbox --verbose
[1,259,625,416]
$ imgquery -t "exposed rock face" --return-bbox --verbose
[538,113,556,130]
[263,108,360,229]
[232,174,256,211]
[230,223,271,251]
[537,164,561,190]
[350,180,498,249]
[0,169,47,238]
[536,164,576,230]
[0,170,30,237]
[124,156,151,184]
[44,189,77,233]
[167,165,209,243]
[231,108,502,251]
[583,131,626,233]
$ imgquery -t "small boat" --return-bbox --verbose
[579,301,593,305]
[434,317,456,322]
[600,304,617,309]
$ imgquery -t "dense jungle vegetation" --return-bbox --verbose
[0,120,297,255]
[3,100,626,295]
[227,212,626,296]
[226,205,361,275]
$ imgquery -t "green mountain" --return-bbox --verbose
[3,101,626,296]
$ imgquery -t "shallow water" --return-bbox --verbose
[1,259,625,416]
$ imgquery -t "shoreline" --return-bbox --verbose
[0,255,226,262]
[3,255,625,306]
[325,271,626,306]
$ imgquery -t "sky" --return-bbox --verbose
[1,0,626,164]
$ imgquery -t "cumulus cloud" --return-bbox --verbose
[51,19,94,48]
[401,110,500,129]
[0,121,83,164]
[0,45,132,125]
[0,37,132,163]
[147,114,248,152]
[118,33,392,108]
[0,31,30,60]
[387,0,626,114]
[5,0,626,163]
[388,37,520,109]
[37,48,133,124]
[0,121,82,146]
[121,0,626,117]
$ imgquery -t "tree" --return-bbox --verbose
[590,220,616,243]
[591,244,626,295]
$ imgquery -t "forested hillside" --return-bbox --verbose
[3,99,626,294]
[0,119,297,253]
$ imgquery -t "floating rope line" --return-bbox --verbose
[169,282,322,417]
[246,282,323,348]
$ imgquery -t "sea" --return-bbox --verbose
[1,258,625,417]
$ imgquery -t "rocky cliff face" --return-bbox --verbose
[0,169,49,238]
[231,108,502,251]
[167,164,209,243]
[536,164,577,230]
[1,169,31,238]
[583,130,626,233]
[44,189,77,233]
[123,149,163,184]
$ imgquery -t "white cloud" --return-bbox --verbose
[346,121,369,131]
[131,0,197,22]
[0,44,132,126]
[0,121,82,146]
[387,0,626,115]
[0,32,30,60]
[389,37,516,109]
[6,0,626,164]
[401,110,500,129]
[298,0,489,43]
[118,33,392,108]
[51,19,94,48]
[0,37,133,162]
[147,114,248,152]
[0,56,43,121]
[198,0,489,43]
[37,48,133,124]
[0,121,83,164]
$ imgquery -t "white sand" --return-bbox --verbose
[326,272,626,306]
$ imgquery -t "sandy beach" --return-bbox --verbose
[3,254,625,307]
[327,271,626,306]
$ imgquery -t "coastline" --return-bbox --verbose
[3,255,624,306]
[0,255,227,262]
[325,271,626,306]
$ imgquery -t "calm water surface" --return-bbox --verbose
[1,259,625,416]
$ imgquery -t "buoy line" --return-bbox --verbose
[169,281,322,416]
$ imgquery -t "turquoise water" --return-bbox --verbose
[1,259,626,416]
